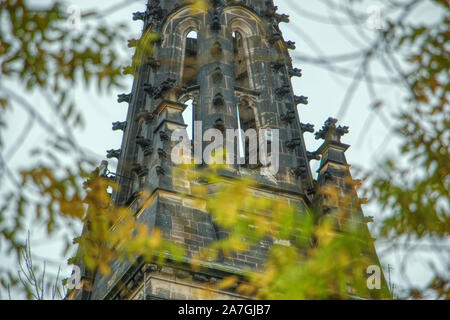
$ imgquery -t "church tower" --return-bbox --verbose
[69,0,388,300]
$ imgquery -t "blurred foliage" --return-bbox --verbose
[0,0,448,300]
[172,162,390,300]
[362,0,449,299]
[0,0,130,297]
[16,232,66,300]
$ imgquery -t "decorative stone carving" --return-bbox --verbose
[300,123,315,133]
[152,78,177,100]
[159,131,169,141]
[213,93,225,107]
[131,163,148,177]
[157,148,167,159]
[211,41,223,58]
[286,138,301,150]
[285,41,296,50]
[136,136,153,157]
[291,165,307,178]
[106,149,121,159]
[307,151,321,161]
[210,9,221,32]
[132,11,147,21]
[295,95,308,105]
[323,171,334,182]
[136,110,154,124]
[112,121,127,131]
[268,32,282,44]
[213,118,225,131]
[147,0,165,25]
[143,83,156,97]
[275,13,290,23]
[280,111,296,123]
[271,61,285,71]
[117,93,132,103]
[285,102,294,111]
[289,68,302,77]
[265,1,278,18]
[275,85,291,97]
[212,67,223,84]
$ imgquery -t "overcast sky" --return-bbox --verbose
[1,0,446,299]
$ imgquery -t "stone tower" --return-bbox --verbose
[68,0,387,300]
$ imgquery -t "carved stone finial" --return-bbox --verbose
[132,11,147,21]
[315,117,349,142]
[213,93,225,107]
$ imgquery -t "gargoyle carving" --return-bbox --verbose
[117,93,132,103]
[295,95,308,105]
[314,117,349,142]
[112,121,127,131]
[300,123,315,133]
[285,41,296,50]
[106,149,121,159]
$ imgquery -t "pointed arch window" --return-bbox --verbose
[182,30,198,87]
[233,31,250,88]
[237,99,258,166]
[182,99,194,141]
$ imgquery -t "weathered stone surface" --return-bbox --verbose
[71,0,385,302]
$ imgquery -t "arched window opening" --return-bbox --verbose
[182,31,198,87]
[233,31,250,88]
[182,99,194,141]
[237,101,257,166]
